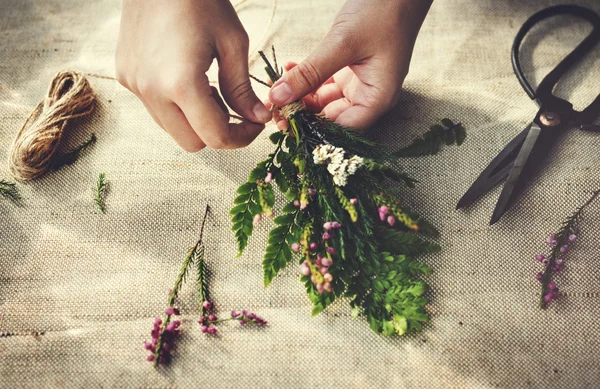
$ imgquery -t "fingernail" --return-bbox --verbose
[253,102,271,123]
[270,82,292,105]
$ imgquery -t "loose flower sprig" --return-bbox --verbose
[534,190,600,309]
[231,48,445,336]
[146,205,267,366]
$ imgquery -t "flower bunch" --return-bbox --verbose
[231,49,442,336]
[144,308,181,364]
[534,190,599,309]
[196,301,268,334]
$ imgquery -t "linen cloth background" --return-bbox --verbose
[1,0,600,387]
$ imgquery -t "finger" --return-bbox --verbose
[152,99,207,152]
[321,98,352,123]
[333,103,386,130]
[178,86,265,149]
[304,83,344,113]
[269,33,356,106]
[217,42,272,124]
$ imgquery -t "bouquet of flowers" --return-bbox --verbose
[231,49,447,336]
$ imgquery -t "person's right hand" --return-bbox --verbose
[115,0,272,152]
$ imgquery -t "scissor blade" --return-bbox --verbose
[490,122,557,224]
[456,126,531,209]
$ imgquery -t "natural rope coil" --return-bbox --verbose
[9,70,96,181]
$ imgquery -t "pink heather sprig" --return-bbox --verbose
[534,190,599,309]
[198,301,268,334]
[145,307,182,364]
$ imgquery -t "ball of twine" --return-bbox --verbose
[9,70,96,181]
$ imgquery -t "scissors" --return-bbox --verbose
[456,5,600,225]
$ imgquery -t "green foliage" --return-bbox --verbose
[376,226,441,256]
[0,180,21,202]
[50,133,97,171]
[394,118,466,157]
[263,207,302,286]
[231,50,447,337]
[95,173,108,213]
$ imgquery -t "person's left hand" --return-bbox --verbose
[268,0,432,131]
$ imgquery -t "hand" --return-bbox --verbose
[116,0,272,151]
[269,0,431,130]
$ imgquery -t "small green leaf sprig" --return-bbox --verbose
[231,48,442,336]
[394,119,466,157]
[534,190,600,309]
[0,180,21,202]
[95,173,108,213]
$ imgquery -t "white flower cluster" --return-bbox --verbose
[312,144,364,186]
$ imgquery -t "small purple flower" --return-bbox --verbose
[147,354,156,362]
[207,327,217,335]
[331,222,342,229]
[379,211,386,222]
[200,325,208,333]
[378,206,389,215]
[202,301,213,310]
[387,215,396,227]
[311,275,317,285]
[350,198,358,205]
[309,242,318,251]
[315,255,322,267]
[241,309,248,316]
[560,245,569,253]
[247,313,256,320]
[535,254,545,262]
[293,200,300,207]
[291,243,300,252]
[308,188,317,197]
[321,257,333,267]
[144,341,155,351]
[326,247,336,255]
[198,316,205,325]
[240,320,247,325]
[322,232,331,240]
[555,258,564,266]
[165,307,180,316]
[320,266,329,274]
[231,311,240,318]
[316,283,324,294]
[546,233,558,246]
[548,282,557,290]
[299,262,311,276]
[208,314,217,322]
[568,234,577,243]
[544,293,553,304]
[323,222,332,231]
[264,172,273,184]
[323,282,332,293]
[535,272,543,281]
[542,258,550,266]
[323,273,333,283]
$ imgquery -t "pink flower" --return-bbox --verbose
[299,262,311,276]
[264,172,273,184]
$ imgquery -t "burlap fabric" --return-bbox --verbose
[1,0,600,387]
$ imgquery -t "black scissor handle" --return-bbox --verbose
[512,5,600,103]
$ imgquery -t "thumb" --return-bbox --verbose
[269,34,355,106]
[218,48,272,124]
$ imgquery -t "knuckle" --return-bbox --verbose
[227,79,253,103]
[293,61,323,91]
[165,73,193,99]
[136,78,154,98]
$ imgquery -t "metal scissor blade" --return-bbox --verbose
[456,125,531,209]
[490,122,556,224]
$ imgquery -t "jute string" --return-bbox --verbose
[8,70,96,181]
[280,101,305,120]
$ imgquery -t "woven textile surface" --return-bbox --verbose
[1,0,600,387]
